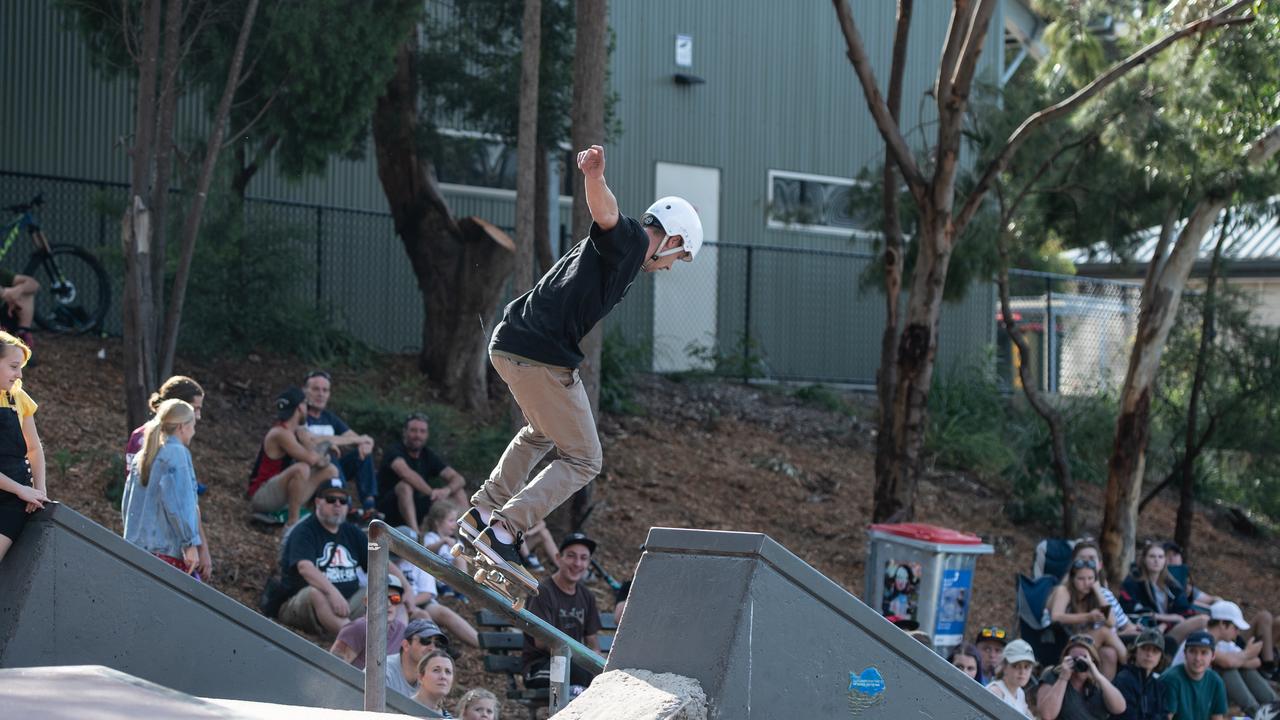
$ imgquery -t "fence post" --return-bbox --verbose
[365,523,389,712]
[315,206,324,310]
[549,641,573,713]
[743,245,754,382]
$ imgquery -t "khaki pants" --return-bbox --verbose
[471,353,602,534]
[278,585,366,637]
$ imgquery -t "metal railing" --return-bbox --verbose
[363,521,606,714]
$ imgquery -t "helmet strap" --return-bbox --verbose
[647,235,684,264]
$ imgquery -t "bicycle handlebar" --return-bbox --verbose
[4,193,44,214]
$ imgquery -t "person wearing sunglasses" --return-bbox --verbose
[330,573,410,670]
[385,618,452,699]
[975,625,1010,680]
[1048,559,1127,678]
[274,478,374,638]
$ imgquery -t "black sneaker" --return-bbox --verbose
[457,507,486,539]
[474,526,537,589]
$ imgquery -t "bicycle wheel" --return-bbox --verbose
[23,244,111,334]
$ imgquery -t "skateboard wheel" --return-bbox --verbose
[474,569,488,584]
[512,596,526,612]
[450,544,463,558]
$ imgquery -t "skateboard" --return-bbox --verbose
[451,533,539,612]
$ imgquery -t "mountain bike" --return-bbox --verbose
[1,193,111,334]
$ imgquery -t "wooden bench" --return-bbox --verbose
[474,609,618,719]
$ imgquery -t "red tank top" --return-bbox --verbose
[246,423,293,498]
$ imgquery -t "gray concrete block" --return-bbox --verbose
[554,668,707,720]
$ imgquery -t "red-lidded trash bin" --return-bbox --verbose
[864,523,993,654]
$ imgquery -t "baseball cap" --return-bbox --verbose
[1209,600,1250,630]
[403,618,448,645]
[387,574,403,591]
[311,477,349,502]
[976,625,1010,646]
[1184,631,1215,649]
[1003,638,1036,665]
[559,532,597,554]
[275,387,306,420]
[1133,628,1165,651]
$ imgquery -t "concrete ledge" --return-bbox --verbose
[554,669,707,720]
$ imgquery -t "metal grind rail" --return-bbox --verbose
[364,521,605,714]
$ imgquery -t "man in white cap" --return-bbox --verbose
[1201,600,1276,716]
[459,145,703,586]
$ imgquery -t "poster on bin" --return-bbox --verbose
[934,568,972,646]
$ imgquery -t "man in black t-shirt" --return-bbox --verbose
[460,145,704,583]
[276,478,371,638]
[375,413,466,536]
[523,532,603,690]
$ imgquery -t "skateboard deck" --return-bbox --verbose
[451,533,539,612]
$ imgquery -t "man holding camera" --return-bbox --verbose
[1036,634,1126,720]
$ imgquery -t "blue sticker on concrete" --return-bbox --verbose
[847,666,886,715]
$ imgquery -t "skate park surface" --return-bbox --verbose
[0,504,1021,718]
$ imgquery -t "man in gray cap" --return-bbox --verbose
[385,618,451,697]
[1112,628,1167,720]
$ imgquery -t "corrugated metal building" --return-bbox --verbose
[1,0,1004,384]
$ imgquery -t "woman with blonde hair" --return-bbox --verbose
[413,649,456,718]
[454,687,498,720]
[0,331,47,564]
[122,399,203,575]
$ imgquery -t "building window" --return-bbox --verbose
[766,170,875,236]
[432,130,574,197]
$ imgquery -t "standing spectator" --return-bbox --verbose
[1110,628,1167,720]
[1048,559,1127,677]
[375,413,466,537]
[301,371,378,518]
[413,650,456,718]
[121,399,202,575]
[975,625,1010,681]
[272,478,368,638]
[1159,631,1227,720]
[247,388,338,531]
[523,532,603,692]
[1036,635,1126,720]
[948,643,986,685]
[987,638,1036,718]
[386,619,451,698]
[329,574,408,670]
[1200,600,1276,716]
[124,376,212,578]
[1120,541,1208,642]
[0,332,46,564]
[454,688,498,720]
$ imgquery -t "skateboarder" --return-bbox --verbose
[458,144,703,591]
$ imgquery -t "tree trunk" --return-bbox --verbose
[509,0,542,430]
[372,40,514,410]
[873,0,912,491]
[1174,213,1230,552]
[121,0,164,431]
[534,140,553,274]
[159,0,261,379]
[1100,122,1280,586]
[148,0,184,341]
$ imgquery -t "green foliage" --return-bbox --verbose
[103,453,126,506]
[681,334,767,381]
[791,384,859,417]
[600,329,648,415]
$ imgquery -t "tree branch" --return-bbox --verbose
[936,0,975,115]
[948,0,998,113]
[831,0,927,203]
[954,0,1254,232]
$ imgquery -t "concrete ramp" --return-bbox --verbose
[605,528,1023,720]
[0,503,422,715]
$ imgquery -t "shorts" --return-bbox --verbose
[0,491,32,542]
[278,585,366,636]
[249,471,293,513]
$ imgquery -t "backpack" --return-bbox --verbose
[259,575,289,618]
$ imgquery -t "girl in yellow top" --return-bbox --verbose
[0,331,47,564]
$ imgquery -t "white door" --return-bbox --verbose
[652,162,720,372]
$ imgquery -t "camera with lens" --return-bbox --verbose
[1072,658,1090,673]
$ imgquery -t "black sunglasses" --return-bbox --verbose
[415,634,448,647]
[319,495,350,505]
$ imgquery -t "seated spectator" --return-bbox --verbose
[948,643,986,685]
[1110,628,1167,720]
[124,376,212,578]
[1048,559,1128,677]
[975,625,1010,681]
[386,619,451,698]
[1167,542,1279,679]
[301,371,378,518]
[523,533,603,692]
[121,399,202,576]
[1159,631,1227,720]
[1120,541,1208,643]
[1066,540,1139,639]
[987,638,1036,718]
[1198,601,1275,717]
[412,650,456,718]
[393,541,478,648]
[330,574,408,669]
[0,332,46,565]
[375,413,466,536]
[271,478,368,638]
[247,387,338,530]
[454,688,498,720]
[0,272,39,350]
[1036,635,1126,720]
[613,578,633,623]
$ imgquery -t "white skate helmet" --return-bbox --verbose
[642,196,703,262]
